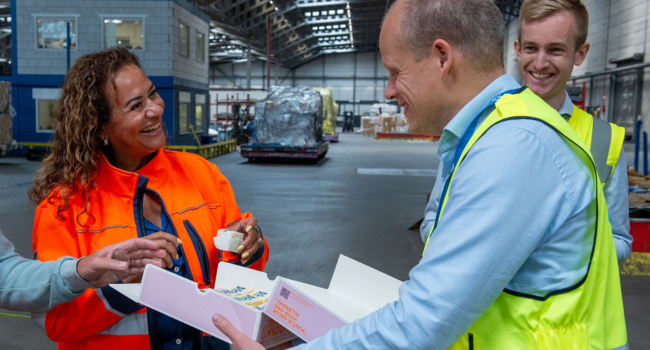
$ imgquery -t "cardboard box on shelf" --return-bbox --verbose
[361,117,377,137]
[111,256,402,345]
[629,193,650,205]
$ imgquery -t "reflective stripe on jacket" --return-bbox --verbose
[568,106,625,185]
[32,149,269,350]
[427,89,627,349]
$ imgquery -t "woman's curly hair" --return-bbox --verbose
[28,47,141,225]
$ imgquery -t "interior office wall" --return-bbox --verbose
[209,51,392,115]
[504,0,650,137]
[172,2,210,84]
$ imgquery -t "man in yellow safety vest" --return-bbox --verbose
[515,0,632,264]
[212,0,628,348]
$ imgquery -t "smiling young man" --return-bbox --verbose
[515,0,632,265]
[212,0,627,349]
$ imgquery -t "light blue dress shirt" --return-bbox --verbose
[558,91,632,264]
[0,228,90,312]
[295,74,600,349]
[423,91,632,265]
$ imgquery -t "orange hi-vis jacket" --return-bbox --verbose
[31,149,269,350]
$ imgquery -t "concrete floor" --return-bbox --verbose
[0,134,647,348]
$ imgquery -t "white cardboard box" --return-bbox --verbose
[110,264,296,348]
[111,255,402,345]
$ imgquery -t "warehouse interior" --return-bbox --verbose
[0,0,649,348]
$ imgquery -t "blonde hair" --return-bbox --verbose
[28,48,141,225]
[518,0,589,50]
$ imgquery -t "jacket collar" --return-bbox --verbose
[95,149,171,197]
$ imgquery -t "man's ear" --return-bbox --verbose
[514,40,521,58]
[574,42,590,66]
[431,39,453,78]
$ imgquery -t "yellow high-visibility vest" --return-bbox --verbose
[567,106,625,186]
[425,88,627,349]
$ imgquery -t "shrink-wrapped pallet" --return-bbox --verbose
[253,87,323,147]
[313,87,338,136]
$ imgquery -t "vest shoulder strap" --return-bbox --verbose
[590,115,614,183]
[571,107,623,185]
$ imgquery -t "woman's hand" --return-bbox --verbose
[137,232,182,269]
[227,217,263,265]
[76,237,169,288]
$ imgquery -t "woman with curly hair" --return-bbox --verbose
[28,47,268,350]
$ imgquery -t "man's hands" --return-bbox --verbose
[76,233,180,288]
[212,314,294,350]
[228,217,263,265]
[212,314,266,350]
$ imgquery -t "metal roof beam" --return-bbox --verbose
[271,21,308,40]
[296,0,349,9]
[306,16,349,25]
[285,43,321,61]
[313,30,349,37]
[276,33,315,54]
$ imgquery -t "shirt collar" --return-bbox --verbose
[439,74,521,153]
[558,90,575,120]
[95,148,170,197]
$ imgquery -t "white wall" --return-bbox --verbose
[210,51,391,115]
[172,3,209,84]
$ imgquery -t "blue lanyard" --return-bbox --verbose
[430,88,521,235]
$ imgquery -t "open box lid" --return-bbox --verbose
[326,255,402,319]
[214,260,278,293]
[263,255,403,342]
[276,255,403,323]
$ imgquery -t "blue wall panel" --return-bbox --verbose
[16,86,54,143]
[11,75,212,148]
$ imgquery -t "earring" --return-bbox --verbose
[103,139,109,146]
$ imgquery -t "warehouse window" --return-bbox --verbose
[33,88,61,133]
[195,94,206,132]
[179,22,190,57]
[103,17,145,50]
[179,92,191,134]
[35,16,77,49]
[196,31,205,63]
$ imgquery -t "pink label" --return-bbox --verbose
[264,279,348,342]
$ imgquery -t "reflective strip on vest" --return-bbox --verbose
[97,312,148,336]
[96,288,126,317]
[590,117,613,183]
[568,106,625,186]
[433,88,627,349]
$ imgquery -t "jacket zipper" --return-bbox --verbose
[183,220,212,286]
[468,333,474,350]
[134,178,198,347]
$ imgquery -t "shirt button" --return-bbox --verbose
[174,267,180,273]
[176,339,182,345]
